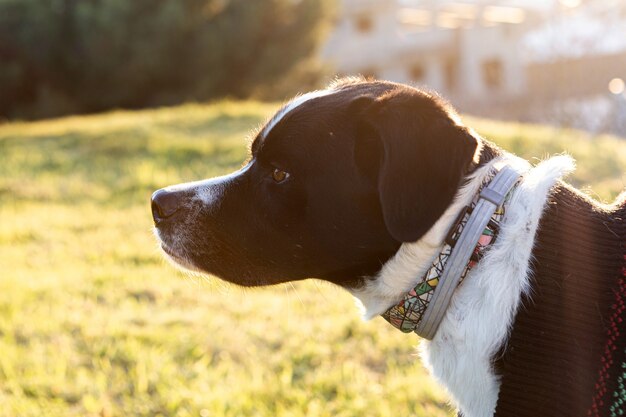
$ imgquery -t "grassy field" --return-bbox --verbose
[0,101,625,417]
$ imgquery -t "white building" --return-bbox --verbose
[323,0,550,107]
[322,0,626,133]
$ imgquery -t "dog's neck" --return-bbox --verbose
[350,147,576,417]
[380,162,522,339]
[350,142,517,320]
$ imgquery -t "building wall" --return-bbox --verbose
[528,52,626,100]
[322,2,529,105]
[322,1,626,134]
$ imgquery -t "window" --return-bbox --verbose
[444,57,458,92]
[409,63,425,81]
[482,59,503,90]
[355,15,374,33]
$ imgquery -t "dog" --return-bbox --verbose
[151,78,626,417]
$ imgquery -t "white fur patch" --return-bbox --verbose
[351,153,575,417]
[261,89,336,139]
[165,163,252,206]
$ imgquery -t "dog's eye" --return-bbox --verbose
[272,168,289,183]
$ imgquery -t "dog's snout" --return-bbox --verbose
[151,189,182,224]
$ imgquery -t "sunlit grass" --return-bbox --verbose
[1,101,624,417]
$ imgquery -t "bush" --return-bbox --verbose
[0,0,332,120]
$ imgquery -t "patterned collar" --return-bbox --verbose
[382,165,522,339]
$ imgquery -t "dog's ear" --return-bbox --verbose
[358,88,478,243]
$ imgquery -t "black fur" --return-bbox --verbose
[360,87,477,242]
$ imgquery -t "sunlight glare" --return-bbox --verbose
[608,78,625,95]
[559,0,582,8]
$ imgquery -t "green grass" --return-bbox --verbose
[0,101,624,417]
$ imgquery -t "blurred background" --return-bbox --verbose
[325,0,626,135]
[0,1,624,416]
[1,0,626,136]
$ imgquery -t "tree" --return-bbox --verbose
[0,0,333,119]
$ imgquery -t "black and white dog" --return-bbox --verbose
[152,78,626,417]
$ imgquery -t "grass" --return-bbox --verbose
[0,100,624,417]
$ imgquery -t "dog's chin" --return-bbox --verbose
[158,241,205,275]
[156,239,266,286]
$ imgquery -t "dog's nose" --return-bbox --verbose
[151,189,182,224]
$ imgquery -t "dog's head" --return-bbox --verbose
[152,79,479,288]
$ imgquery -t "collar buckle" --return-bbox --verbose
[445,205,472,247]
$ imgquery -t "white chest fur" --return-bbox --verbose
[351,154,575,417]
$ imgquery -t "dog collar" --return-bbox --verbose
[381,165,522,340]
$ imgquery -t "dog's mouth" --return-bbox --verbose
[156,235,204,274]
